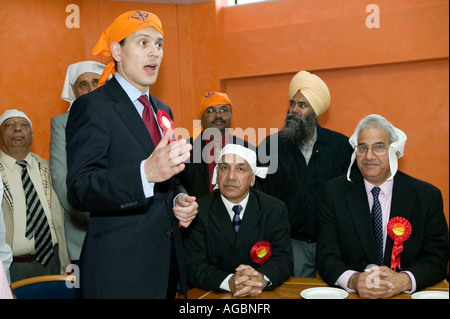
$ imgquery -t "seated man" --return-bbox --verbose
[184,144,293,297]
[316,114,448,299]
[0,109,69,282]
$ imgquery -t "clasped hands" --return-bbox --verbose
[348,266,412,299]
[228,265,267,297]
[144,128,198,227]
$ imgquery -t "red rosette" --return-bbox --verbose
[250,241,271,265]
[157,109,175,142]
[387,217,412,270]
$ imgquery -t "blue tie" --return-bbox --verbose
[232,205,242,234]
[371,187,384,265]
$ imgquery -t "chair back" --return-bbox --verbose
[11,275,76,299]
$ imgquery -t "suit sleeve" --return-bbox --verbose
[184,214,232,290]
[258,202,293,288]
[50,115,89,223]
[405,187,448,290]
[66,96,146,213]
[316,182,353,286]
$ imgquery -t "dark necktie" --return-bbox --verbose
[16,160,54,266]
[371,186,384,265]
[232,205,242,234]
[138,95,161,146]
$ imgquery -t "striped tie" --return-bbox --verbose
[138,95,161,146]
[16,161,54,266]
[371,187,384,266]
[232,205,242,234]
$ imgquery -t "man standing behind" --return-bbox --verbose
[0,109,69,282]
[50,61,105,265]
[66,10,198,298]
[256,71,353,277]
[178,91,254,200]
[316,114,448,299]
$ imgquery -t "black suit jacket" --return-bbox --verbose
[66,77,187,298]
[177,133,254,200]
[316,170,448,291]
[184,189,293,291]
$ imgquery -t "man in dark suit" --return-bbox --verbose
[178,91,254,200]
[66,10,198,298]
[316,114,448,299]
[184,144,293,297]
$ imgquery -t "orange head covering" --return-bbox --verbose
[198,91,233,118]
[92,10,164,87]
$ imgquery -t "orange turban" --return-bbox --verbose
[198,91,233,118]
[92,10,164,87]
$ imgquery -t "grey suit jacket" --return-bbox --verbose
[49,111,89,260]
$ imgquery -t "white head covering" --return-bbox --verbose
[347,114,407,182]
[211,144,268,185]
[0,109,32,130]
[61,61,106,106]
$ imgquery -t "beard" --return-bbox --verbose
[279,111,317,146]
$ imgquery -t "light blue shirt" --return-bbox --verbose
[114,73,162,199]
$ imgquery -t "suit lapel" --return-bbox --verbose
[105,78,157,154]
[384,173,413,266]
[209,192,236,247]
[346,172,378,263]
[235,191,261,249]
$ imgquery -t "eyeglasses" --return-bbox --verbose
[355,142,388,156]
[204,107,231,116]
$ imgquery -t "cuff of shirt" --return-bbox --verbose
[401,271,416,294]
[140,160,154,198]
[220,274,233,292]
[336,270,358,292]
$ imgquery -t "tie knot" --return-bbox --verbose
[371,186,381,198]
[16,160,28,169]
[232,205,242,216]
[138,95,151,108]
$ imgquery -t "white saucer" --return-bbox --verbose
[300,287,349,299]
[411,291,449,299]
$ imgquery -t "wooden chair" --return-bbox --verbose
[11,275,77,299]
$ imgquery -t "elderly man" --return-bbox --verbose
[256,70,353,277]
[66,10,197,298]
[316,114,448,299]
[184,144,293,297]
[49,61,105,265]
[178,91,254,200]
[0,109,69,282]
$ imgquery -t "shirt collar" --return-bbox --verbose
[364,178,394,198]
[0,151,34,172]
[220,192,250,220]
[114,72,150,103]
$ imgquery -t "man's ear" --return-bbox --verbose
[110,41,121,63]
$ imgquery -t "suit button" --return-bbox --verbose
[165,229,172,237]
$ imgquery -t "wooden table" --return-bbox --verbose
[186,277,449,299]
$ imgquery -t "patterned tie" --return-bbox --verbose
[16,161,54,266]
[138,95,161,146]
[232,205,242,234]
[371,187,384,266]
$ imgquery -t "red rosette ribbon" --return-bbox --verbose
[387,217,412,270]
[250,241,271,265]
[157,109,175,143]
